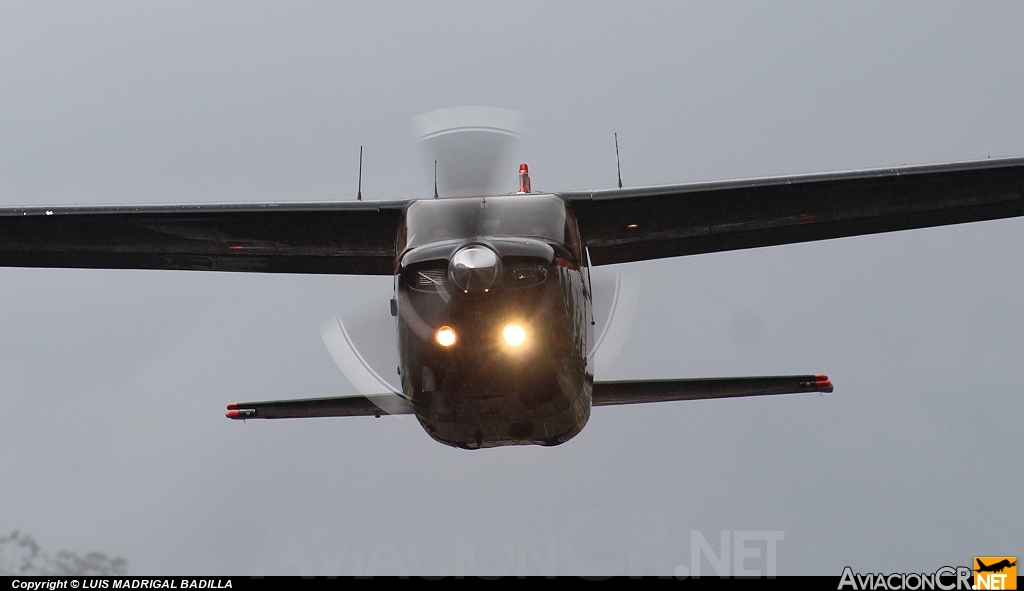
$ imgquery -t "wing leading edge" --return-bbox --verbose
[0,201,407,275]
[564,157,1024,265]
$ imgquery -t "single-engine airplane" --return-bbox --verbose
[2,137,1023,448]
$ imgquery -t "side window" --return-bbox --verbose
[395,216,408,255]
[564,207,583,263]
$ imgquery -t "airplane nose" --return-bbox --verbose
[449,245,500,292]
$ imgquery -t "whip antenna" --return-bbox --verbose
[357,146,363,201]
[615,133,623,189]
[434,160,439,199]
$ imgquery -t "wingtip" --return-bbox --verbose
[226,409,241,419]
[815,376,834,393]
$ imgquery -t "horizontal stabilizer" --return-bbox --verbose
[592,375,833,406]
[226,394,413,419]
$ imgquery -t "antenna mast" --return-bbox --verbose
[615,133,623,189]
[356,146,363,201]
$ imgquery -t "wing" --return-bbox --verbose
[592,375,833,406]
[0,200,408,275]
[226,394,413,419]
[563,157,1024,265]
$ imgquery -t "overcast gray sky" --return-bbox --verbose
[1,1,1021,576]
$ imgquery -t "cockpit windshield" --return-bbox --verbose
[399,194,571,252]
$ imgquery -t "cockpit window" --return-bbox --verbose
[399,195,569,252]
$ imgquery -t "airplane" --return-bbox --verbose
[976,558,1016,573]
[1,136,1022,448]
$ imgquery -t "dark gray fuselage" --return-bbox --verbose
[394,195,593,448]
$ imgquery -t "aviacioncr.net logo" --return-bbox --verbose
[838,566,973,590]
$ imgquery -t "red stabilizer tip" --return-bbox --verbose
[520,163,528,172]
[816,380,834,393]
[814,374,828,381]
[226,403,238,410]
[226,409,241,419]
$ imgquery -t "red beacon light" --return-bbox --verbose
[518,163,531,194]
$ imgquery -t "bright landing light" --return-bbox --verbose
[503,323,526,346]
[435,326,457,347]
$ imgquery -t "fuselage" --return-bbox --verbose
[394,194,594,448]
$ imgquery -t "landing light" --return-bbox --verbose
[435,326,457,347]
[503,323,526,346]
